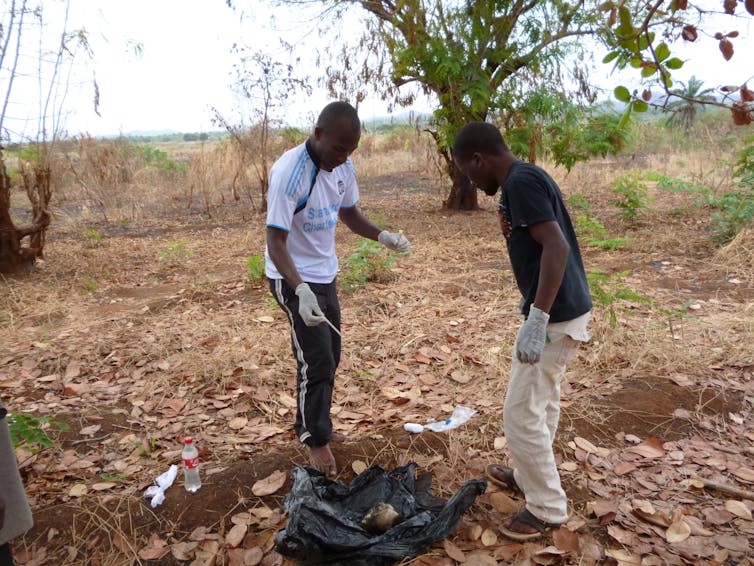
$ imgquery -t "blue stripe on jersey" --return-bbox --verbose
[295,196,308,210]
[284,148,309,198]
[267,223,290,232]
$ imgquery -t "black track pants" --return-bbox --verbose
[269,278,341,447]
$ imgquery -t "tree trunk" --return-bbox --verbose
[0,151,50,275]
[443,160,478,211]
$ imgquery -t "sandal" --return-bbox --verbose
[485,464,521,494]
[499,507,562,542]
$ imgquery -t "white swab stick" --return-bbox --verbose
[324,317,341,337]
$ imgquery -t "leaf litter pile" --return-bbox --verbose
[1,158,753,565]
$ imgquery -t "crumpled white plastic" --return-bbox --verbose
[143,464,179,508]
[404,405,477,434]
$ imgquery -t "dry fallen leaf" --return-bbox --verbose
[225,523,248,548]
[91,482,116,491]
[716,534,750,552]
[112,532,134,555]
[442,539,465,562]
[79,424,102,436]
[665,518,691,543]
[255,316,275,323]
[732,467,754,483]
[415,353,432,364]
[573,436,609,457]
[605,548,641,565]
[242,547,264,565]
[493,436,506,450]
[69,484,88,497]
[627,437,665,458]
[724,499,753,520]
[138,534,170,560]
[352,460,368,474]
[252,470,287,496]
[481,528,497,546]
[467,523,483,541]
[465,550,497,565]
[449,370,472,384]
[170,541,198,561]
[278,394,297,409]
[613,461,637,476]
[535,545,567,559]
[552,527,580,553]
[489,492,518,514]
[229,416,249,430]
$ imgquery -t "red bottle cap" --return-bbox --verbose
[184,437,193,444]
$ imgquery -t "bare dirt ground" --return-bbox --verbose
[1,161,753,565]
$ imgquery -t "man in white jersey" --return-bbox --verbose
[265,101,409,478]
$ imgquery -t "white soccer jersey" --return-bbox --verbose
[265,142,360,283]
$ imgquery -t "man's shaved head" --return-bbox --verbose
[452,122,509,163]
[316,101,361,133]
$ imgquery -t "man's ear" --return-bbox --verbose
[313,126,324,140]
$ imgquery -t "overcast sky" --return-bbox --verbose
[1,1,752,139]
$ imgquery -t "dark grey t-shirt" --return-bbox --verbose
[500,161,592,323]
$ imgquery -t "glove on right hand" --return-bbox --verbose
[295,283,326,326]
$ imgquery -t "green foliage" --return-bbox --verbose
[504,90,628,170]
[125,131,226,143]
[245,254,265,282]
[133,437,158,458]
[568,194,633,250]
[709,191,754,244]
[733,137,754,190]
[157,240,193,262]
[587,269,651,328]
[649,147,754,244]
[85,228,102,247]
[99,473,127,482]
[566,193,591,214]
[602,3,750,127]
[575,214,634,250]
[612,175,651,221]
[182,133,209,142]
[83,275,98,293]
[8,413,69,452]
[340,238,401,294]
[330,1,616,195]
[133,145,186,173]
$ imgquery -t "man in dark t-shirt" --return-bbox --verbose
[453,122,592,542]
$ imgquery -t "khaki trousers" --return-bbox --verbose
[503,312,590,524]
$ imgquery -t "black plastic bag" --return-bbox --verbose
[274,463,487,565]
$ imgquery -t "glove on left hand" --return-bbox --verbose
[515,305,549,364]
[378,230,410,252]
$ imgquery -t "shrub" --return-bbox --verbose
[245,254,265,282]
[340,238,402,293]
[612,175,651,222]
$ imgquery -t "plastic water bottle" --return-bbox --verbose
[182,437,201,493]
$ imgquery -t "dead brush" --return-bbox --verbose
[714,227,754,280]
[61,136,137,223]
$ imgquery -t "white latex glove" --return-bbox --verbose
[515,305,549,364]
[378,230,410,252]
[295,283,326,326]
[143,464,179,508]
